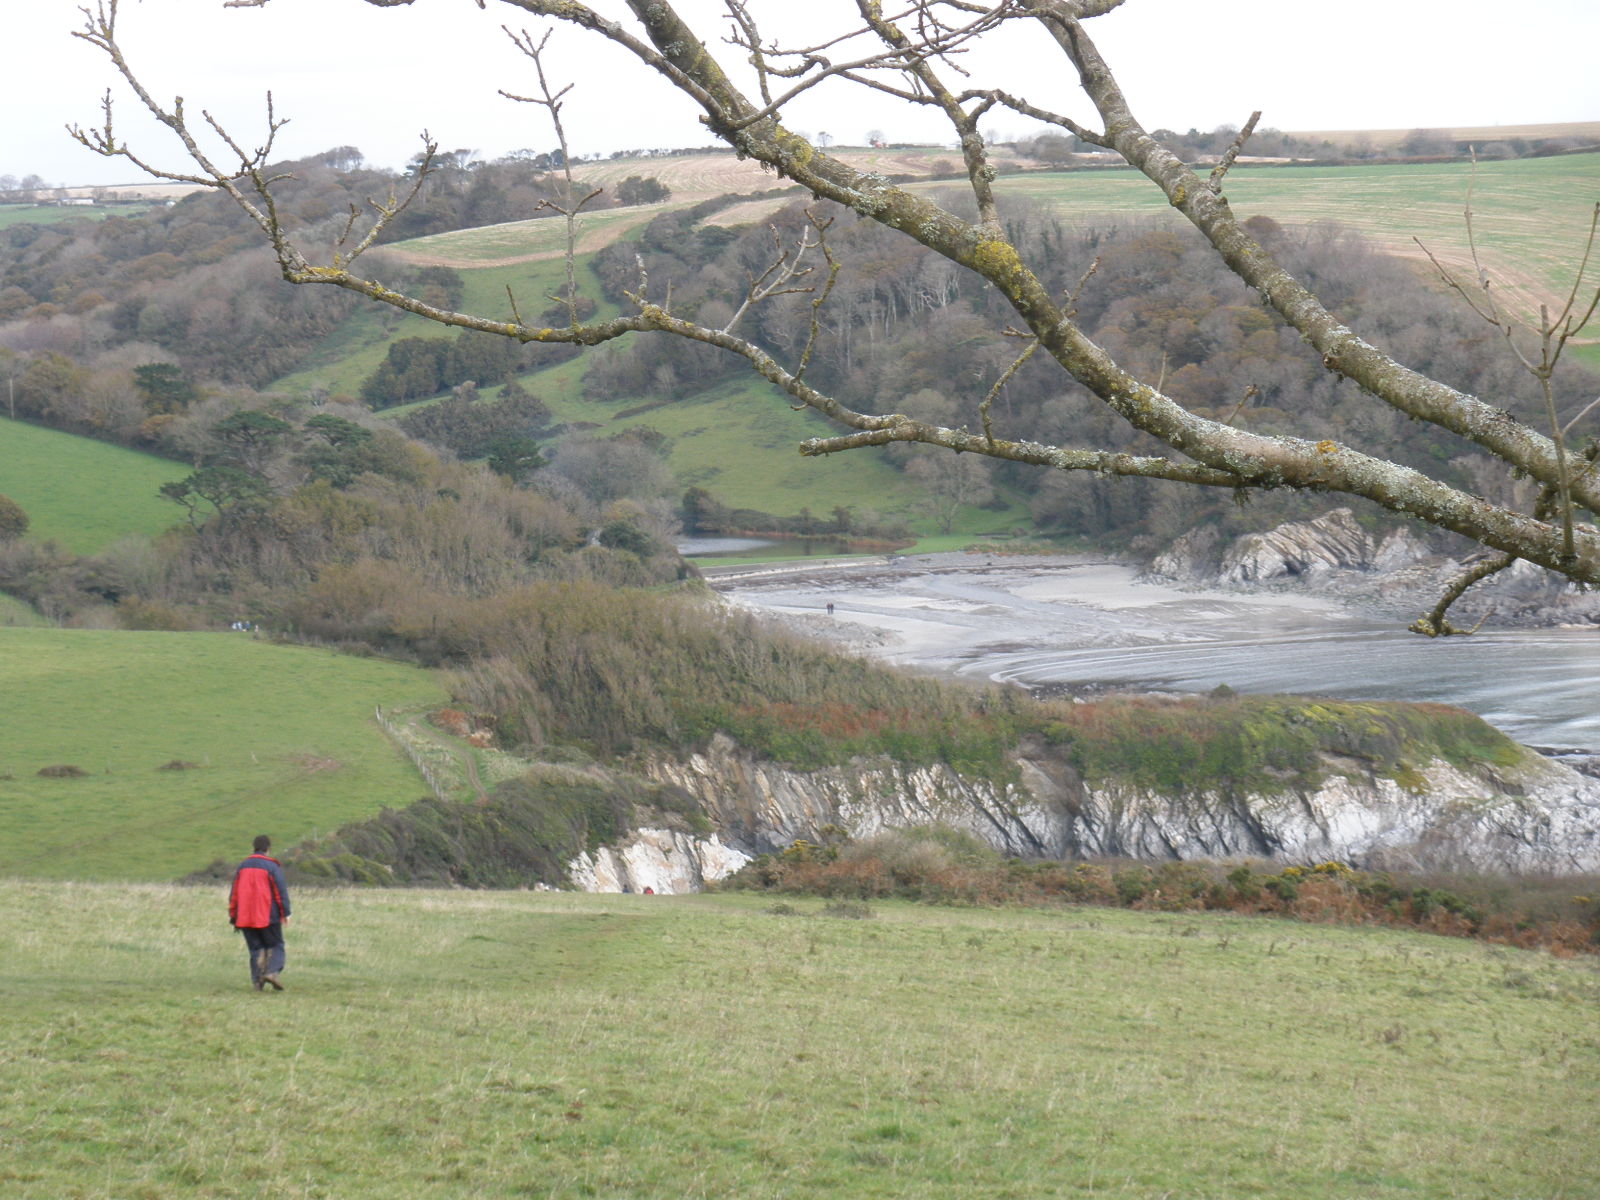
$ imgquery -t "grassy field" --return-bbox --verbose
[0,629,446,881]
[0,203,152,231]
[1005,156,1600,325]
[0,417,190,554]
[708,155,1600,323]
[370,154,1600,325]
[1,882,1594,1199]
[338,293,1023,536]
[389,206,664,270]
[543,367,1025,534]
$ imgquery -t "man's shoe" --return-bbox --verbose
[262,972,284,991]
[253,977,265,991]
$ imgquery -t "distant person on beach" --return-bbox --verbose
[229,835,291,991]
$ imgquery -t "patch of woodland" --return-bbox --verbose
[0,147,613,442]
[725,827,1600,957]
[591,196,1599,555]
[0,391,675,630]
[360,321,586,410]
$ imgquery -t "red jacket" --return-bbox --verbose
[229,854,290,928]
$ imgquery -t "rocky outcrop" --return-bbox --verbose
[1147,508,1600,627]
[1218,508,1378,583]
[568,828,751,894]
[571,733,1600,892]
[1148,509,1436,585]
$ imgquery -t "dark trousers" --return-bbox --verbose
[240,923,285,983]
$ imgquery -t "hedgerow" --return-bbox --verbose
[723,828,1600,955]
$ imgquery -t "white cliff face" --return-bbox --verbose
[567,827,751,895]
[564,733,1600,891]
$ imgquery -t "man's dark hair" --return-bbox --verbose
[253,834,271,853]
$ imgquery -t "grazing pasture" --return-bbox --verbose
[0,628,445,881]
[1,883,1594,1199]
[0,417,189,554]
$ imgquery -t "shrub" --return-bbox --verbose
[821,899,874,920]
[1113,866,1151,906]
[0,494,29,541]
[1036,694,1523,794]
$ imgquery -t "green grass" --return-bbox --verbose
[0,417,190,554]
[1569,342,1600,372]
[539,369,1026,535]
[0,629,447,881]
[1,883,1594,1199]
[0,204,152,230]
[387,206,659,266]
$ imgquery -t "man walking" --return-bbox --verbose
[229,835,291,991]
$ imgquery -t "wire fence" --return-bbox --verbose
[374,705,452,804]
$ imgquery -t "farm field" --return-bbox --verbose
[0,628,445,881]
[1291,121,1600,152]
[0,417,189,554]
[379,144,1021,269]
[0,203,152,230]
[1015,155,1600,325]
[716,155,1600,323]
[1,883,1595,1199]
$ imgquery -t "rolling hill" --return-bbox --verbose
[304,149,1598,527]
[386,150,1600,331]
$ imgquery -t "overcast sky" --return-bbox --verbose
[6,0,1597,187]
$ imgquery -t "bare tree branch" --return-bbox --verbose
[1208,112,1261,192]
[71,0,1600,599]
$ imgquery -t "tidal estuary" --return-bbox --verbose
[708,554,1600,755]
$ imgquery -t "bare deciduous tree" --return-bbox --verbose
[71,0,1600,628]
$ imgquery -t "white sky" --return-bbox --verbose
[5,0,1598,187]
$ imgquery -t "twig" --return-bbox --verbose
[1209,112,1261,192]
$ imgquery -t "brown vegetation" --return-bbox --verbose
[727,828,1600,956]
